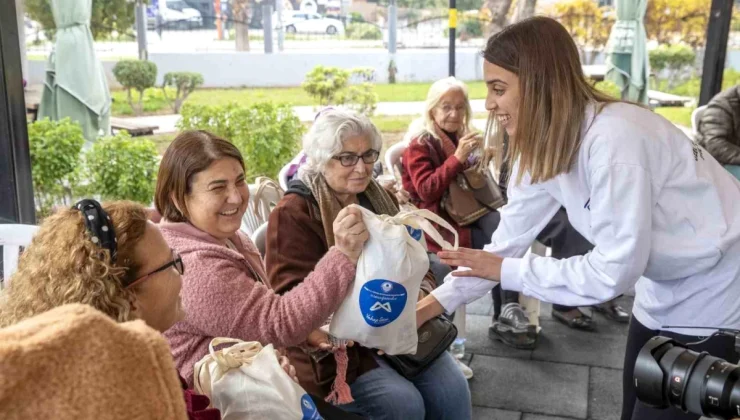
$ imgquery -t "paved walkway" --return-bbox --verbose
[121,96,694,139]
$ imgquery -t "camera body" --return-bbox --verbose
[634,335,740,419]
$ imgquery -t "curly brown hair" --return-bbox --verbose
[0,201,149,328]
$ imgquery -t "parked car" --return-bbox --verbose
[274,11,344,35]
[147,0,203,29]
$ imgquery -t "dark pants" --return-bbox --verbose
[535,208,595,313]
[622,317,739,420]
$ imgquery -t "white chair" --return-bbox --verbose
[385,141,407,181]
[241,178,284,237]
[0,224,39,289]
[691,105,707,138]
[250,222,268,258]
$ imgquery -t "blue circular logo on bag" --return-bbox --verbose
[300,394,323,420]
[405,225,423,241]
[359,279,408,327]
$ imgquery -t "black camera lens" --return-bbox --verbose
[634,336,740,419]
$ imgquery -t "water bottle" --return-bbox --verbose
[450,338,466,359]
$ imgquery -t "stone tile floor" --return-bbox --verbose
[464,293,634,420]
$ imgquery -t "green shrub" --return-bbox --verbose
[84,133,159,204]
[27,118,85,217]
[649,45,696,89]
[302,66,379,116]
[350,12,365,23]
[345,22,382,40]
[177,102,304,181]
[162,72,205,113]
[302,65,351,106]
[112,60,158,115]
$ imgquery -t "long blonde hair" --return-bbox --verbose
[0,201,149,328]
[404,77,474,145]
[483,17,618,184]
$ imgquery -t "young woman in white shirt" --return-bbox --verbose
[415,16,740,420]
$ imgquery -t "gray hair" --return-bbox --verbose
[300,108,383,177]
[403,77,473,144]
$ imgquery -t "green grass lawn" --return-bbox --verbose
[655,107,694,128]
[111,81,489,116]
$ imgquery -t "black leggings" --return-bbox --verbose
[621,317,739,420]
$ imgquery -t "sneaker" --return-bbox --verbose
[455,358,474,380]
[489,303,538,350]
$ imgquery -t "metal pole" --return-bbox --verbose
[388,0,397,55]
[0,0,36,224]
[699,0,733,106]
[215,0,223,40]
[15,0,26,82]
[449,0,456,77]
[277,0,284,52]
[135,0,148,60]
[263,2,274,54]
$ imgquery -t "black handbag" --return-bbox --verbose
[383,316,458,379]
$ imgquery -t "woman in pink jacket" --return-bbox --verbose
[154,130,368,388]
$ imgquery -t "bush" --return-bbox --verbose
[84,133,159,204]
[345,22,382,40]
[302,66,379,116]
[350,12,365,23]
[113,60,158,116]
[27,118,85,217]
[162,72,204,113]
[649,45,696,89]
[177,102,304,181]
[302,65,351,106]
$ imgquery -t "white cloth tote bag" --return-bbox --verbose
[193,338,323,420]
[329,205,458,355]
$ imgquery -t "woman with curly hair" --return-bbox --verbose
[0,200,214,419]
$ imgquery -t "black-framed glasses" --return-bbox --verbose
[332,150,380,167]
[128,251,184,288]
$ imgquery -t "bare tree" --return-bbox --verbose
[232,0,250,51]
[512,0,537,22]
[487,0,514,34]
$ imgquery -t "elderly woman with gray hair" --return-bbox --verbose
[265,108,472,420]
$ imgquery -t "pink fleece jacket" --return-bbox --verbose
[159,222,356,386]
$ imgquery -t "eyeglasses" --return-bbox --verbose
[128,251,185,288]
[438,104,466,115]
[331,150,380,167]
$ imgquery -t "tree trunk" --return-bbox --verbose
[233,0,250,52]
[512,0,537,23]
[487,0,514,34]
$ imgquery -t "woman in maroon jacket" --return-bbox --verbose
[401,77,537,349]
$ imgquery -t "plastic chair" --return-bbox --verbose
[691,105,707,138]
[241,178,284,237]
[0,224,39,289]
[385,141,407,181]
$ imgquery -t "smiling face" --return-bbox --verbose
[483,60,521,138]
[180,157,249,240]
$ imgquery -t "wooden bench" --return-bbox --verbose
[110,117,159,137]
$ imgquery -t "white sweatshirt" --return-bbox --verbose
[431,102,740,336]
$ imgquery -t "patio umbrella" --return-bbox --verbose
[604,0,649,104]
[38,0,111,143]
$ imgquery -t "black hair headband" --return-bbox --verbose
[73,199,118,263]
